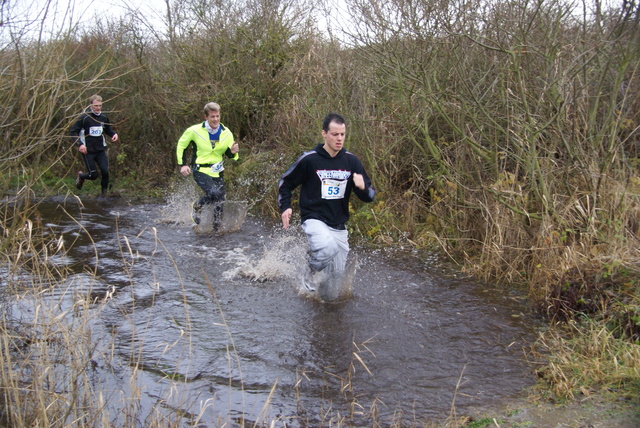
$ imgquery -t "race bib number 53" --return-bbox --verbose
[321,179,347,199]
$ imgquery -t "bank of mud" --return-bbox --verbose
[474,394,640,427]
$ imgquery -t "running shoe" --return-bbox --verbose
[75,171,84,189]
[301,278,316,292]
[301,270,317,292]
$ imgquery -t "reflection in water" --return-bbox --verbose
[13,195,538,426]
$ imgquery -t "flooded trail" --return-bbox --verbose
[22,195,539,426]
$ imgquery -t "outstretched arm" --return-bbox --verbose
[278,152,308,228]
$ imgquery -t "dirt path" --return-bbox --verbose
[471,394,639,427]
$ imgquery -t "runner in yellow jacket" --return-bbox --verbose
[176,102,239,227]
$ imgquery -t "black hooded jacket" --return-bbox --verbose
[70,109,117,153]
[278,144,376,229]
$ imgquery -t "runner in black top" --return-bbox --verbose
[278,113,375,294]
[70,94,118,195]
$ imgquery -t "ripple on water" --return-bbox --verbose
[9,198,539,427]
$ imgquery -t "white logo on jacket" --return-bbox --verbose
[316,170,351,180]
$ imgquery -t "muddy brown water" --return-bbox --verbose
[13,195,540,426]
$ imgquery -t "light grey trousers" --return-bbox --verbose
[301,219,349,274]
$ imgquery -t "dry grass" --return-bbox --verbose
[533,319,640,401]
[0,203,207,427]
[0,200,476,427]
[2,0,640,422]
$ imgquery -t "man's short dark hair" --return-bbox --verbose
[322,113,346,132]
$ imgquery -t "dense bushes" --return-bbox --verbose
[1,0,639,400]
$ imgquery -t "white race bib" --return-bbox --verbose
[89,126,103,137]
[321,179,347,200]
[210,161,225,174]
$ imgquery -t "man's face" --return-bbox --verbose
[322,121,346,157]
[205,110,221,129]
[90,101,102,115]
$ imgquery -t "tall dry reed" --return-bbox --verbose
[2,0,640,411]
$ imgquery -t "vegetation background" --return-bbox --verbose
[1,0,639,425]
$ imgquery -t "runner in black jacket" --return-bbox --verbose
[278,113,375,295]
[70,94,118,195]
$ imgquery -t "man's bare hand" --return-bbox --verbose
[353,173,365,190]
[281,208,292,229]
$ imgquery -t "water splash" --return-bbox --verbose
[307,253,358,302]
[159,179,248,233]
[159,179,201,225]
[226,229,359,302]
[194,201,249,234]
[231,234,308,282]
